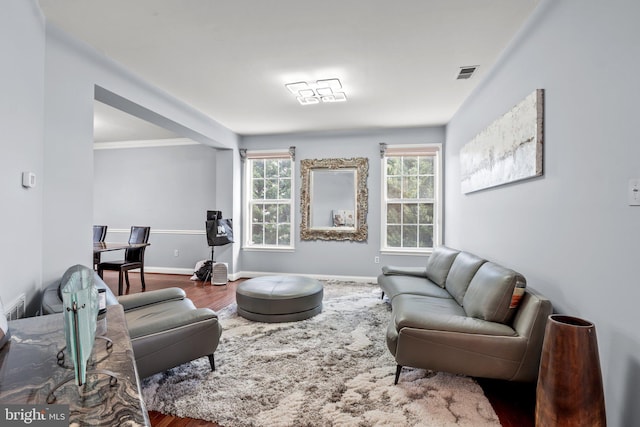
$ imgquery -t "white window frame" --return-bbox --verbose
[380,143,443,254]
[242,149,295,251]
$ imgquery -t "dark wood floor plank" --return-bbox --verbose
[100,271,534,427]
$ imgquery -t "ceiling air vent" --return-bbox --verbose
[457,66,478,80]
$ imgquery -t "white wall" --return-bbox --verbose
[42,23,238,287]
[93,143,224,273]
[445,1,640,425]
[0,1,45,313]
[240,126,445,279]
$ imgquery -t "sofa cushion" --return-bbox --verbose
[124,298,218,339]
[378,274,452,300]
[445,251,486,305]
[381,265,427,278]
[391,294,515,336]
[424,246,460,288]
[462,262,527,324]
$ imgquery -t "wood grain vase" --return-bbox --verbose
[535,315,606,426]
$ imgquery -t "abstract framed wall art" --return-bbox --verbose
[460,89,544,194]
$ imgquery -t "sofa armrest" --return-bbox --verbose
[509,289,553,381]
[118,287,186,311]
[395,312,516,336]
[41,272,118,315]
[127,306,219,338]
[382,265,428,277]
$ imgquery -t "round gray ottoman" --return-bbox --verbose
[236,276,324,323]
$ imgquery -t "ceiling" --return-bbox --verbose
[38,0,540,142]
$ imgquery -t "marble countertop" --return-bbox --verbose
[0,305,150,426]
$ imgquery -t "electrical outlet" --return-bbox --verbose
[629,179,640,206]
[174,249,179,257]
[374,256,380,264]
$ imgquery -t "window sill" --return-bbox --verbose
[380,248,434,256]
[242,246,295,253]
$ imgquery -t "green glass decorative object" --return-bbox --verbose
[61,265,98,386]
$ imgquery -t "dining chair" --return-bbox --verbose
[97,226,150,296]
[93,225,108,269]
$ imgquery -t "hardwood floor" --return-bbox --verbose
[101,271,535,427]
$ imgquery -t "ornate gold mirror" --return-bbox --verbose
[300,157,368,241]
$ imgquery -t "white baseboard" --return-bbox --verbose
[236,271,377,283]
[144,267,376,283]
[145,266,195,276]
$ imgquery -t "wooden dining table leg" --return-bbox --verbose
[118,270,124,296]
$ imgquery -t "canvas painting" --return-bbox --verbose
[460,89,544,194]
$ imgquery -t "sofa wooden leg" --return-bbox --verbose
[394,365,402,384]
[208,354,215,371]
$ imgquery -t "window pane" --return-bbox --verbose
[252,204,264,223]
[278,224,290,245]
[387,177,402,199]
[264,224,277,245]
[403,157,418,175]
[265,179,278,199]
[387,225,402,247]
[419,176,434,199]
[265,159,279,176]
[387,203,401,223]
[387,157,401,176]
[252,224,264,245]
[383,149,439,251]
[278,204,291,223]
[279,160,291,177]
[402,225,418,247]
[418,203,434,224]
[403,176,418,198]
[419,157,434,174]
[265,204,278,223]
[419,225,434,248]
[247,155,293,248]
[403,203,418,224]
[279,178,291,199]
[252,178,264,199]
[252,160,265,178]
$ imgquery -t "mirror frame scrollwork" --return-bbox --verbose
[300,157,369,241]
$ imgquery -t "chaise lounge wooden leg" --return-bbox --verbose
[394,365,403,385]
[208,354,215,371]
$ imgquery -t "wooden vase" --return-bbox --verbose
[535,315,606,426]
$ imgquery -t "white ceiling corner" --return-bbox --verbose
[38,0,541,141]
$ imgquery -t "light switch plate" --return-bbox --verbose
[629,179,640,206]
[21,172,36,188]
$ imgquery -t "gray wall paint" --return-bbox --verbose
[240,127,445,278]
[42,22,238,287]
[445,1,640,425]
[0,1,45,313]
[93,144,221,271]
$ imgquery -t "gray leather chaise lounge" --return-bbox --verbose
[42,266,222,378]
[378,246,552,384]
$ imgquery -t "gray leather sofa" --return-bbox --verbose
[42,268,222,378]
[378,246,552,384]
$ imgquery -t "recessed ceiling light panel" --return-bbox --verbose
[285,78,347,105]
[285,81,310,94]
[297,96,320,105]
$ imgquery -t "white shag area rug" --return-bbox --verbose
[141,280,500,427]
